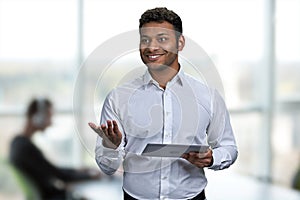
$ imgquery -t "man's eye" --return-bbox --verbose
[158,37,167,42]
[141,38,150,44]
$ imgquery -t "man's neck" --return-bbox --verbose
[149,64,180,89]
[22,123,37,138]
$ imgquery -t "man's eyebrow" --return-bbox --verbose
[157,33,169,36]
[140,32,170,38]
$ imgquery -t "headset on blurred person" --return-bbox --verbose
[31,98,47,127]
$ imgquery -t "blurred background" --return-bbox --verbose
[1,0,300,199]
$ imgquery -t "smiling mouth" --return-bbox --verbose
[146,54,164,61]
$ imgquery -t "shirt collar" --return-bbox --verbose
[142,65,185,87]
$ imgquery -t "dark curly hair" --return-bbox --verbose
[139,7,183,38]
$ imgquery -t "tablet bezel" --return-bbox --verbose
[141,143,210,157]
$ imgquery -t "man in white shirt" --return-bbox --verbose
[89,7,238,200]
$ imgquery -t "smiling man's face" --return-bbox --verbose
[139,21,184,72]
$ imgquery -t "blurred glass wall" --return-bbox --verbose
[0,0,299,196]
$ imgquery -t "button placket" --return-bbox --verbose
[163,90,173,144]
[160,89,173,199]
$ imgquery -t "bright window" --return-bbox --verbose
[0,0,299,194]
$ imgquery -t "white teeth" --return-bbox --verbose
[149,55,159,59]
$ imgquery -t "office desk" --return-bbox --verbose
[67,171,300,200]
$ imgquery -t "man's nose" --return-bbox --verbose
[148,40,160,51]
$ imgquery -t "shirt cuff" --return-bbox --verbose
[102,145,121,158]
[208,147,237,170]
[208,148,223,170]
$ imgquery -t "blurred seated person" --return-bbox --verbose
[9,98,101,200]
[292,164,300,191]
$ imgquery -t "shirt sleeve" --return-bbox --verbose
[207,89,238,170]
[95,92,125,175]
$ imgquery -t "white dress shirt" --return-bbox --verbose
[95,67,238,200]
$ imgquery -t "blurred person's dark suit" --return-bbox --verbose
[9,98,100,200]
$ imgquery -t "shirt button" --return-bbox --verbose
[162,176,167,180]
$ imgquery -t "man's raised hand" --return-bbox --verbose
[88,120,122,149]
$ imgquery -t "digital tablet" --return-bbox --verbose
[141,143,210,157]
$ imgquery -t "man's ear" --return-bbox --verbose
[178,35,185,51]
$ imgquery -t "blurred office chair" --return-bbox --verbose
[292,167,300,191]
[2,159,41,200]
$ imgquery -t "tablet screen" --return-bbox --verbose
[141,143,209,157]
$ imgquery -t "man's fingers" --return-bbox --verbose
[112,120,120,133]
[106,120,114,136]
[198,152,207,159]
[88,122,104,137]
[89,120,122,149]
[101,124,107,132]
[88,122,97,129]
[182,150,213,168]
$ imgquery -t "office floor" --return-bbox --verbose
[205,170,300,200]
[68,169,300,200]
[2,162,299,200]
